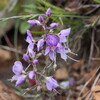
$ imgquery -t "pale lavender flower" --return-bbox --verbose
[46,35,59,47]
[38,15,44,22]
[15,75,26,86]
[23,54,29,61]
[59,28,71,43]
[12,61,26,86]
[50,23,58,29]
[12,61,23,75]
[37,39,44,51]
[26,30,33,44]
[60,81,70,89]
[28,71,35,79]
[46,8,51,17]
[46,77,59,91]
[27,19,40,26]
[32,59,38,64]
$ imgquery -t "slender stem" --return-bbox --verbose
[36,72,46,78]
[67,55,79,62]
[25,64,31,72]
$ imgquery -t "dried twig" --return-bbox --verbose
[0,45,22,54]
[91,57,100,60]
[78,67,100,97]
[88,28,95,65]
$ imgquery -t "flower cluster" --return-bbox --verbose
[11,8,76,93]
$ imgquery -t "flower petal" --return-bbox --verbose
[12,75,21,81]
[27,43,35,56]
[59,35,67,43]
[57,44,67,60]
[28,71,35,79]
[49,51,55,61]
[60,48,67,61]
[16,75,26,86]
[46,35,59,47]
[45,46,50,55]
[12,61,23,75]
[46,77,59,91]
[26,30,33,44]
[37,39,44,51]
[60,28,71,37]
[46,81,52,91]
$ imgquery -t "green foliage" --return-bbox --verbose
[94,0,100,3]
[23,0,76,15]
[0,0,87,36]
[20,21,31,34]
[0,0,8,10]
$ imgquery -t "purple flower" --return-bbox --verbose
[27,43,35,57]
[26,30,33,44]
[59,28,71,43]
[46,8,51,17]
[12,61,23,75]
[32,59,38,64]
[45,35,69,61]
[38,15,44,22]
[12,61,26,86]
[15,75,26,86]
[28,71,35,79]
[27,19,40,26]
[23,54,29,61]
[46,35,59,47]
[37,39,44,51]
[50,23,58,29]
[46,77,59,91]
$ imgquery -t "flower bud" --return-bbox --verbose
[33,59,38,64]
[50,23,58,29]
[38,15,44,22]
[29,79,36,86]
[46,8,51,17]
[27,19,40,26]
[26,30,33,44]
[28,71,35,79]
[23,54,29,61]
